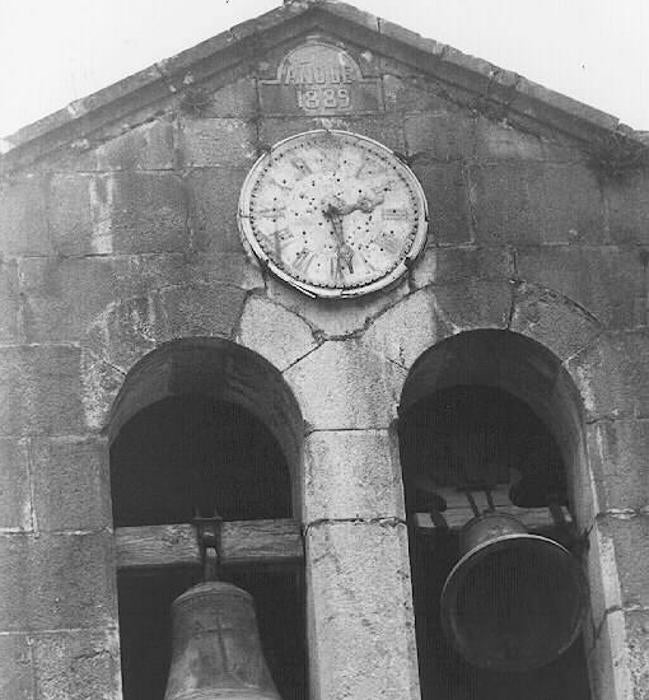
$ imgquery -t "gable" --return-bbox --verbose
[0,0,646,177]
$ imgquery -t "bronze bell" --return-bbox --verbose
[164,581,282,700]
[440,511,587,672]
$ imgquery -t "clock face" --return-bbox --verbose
[237,129,428,298]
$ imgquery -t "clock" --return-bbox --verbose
[237,129,428,298]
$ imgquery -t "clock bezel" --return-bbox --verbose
[237,129,429,299]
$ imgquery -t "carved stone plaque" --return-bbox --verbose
[260,38,382,114]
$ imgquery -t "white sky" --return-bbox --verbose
[0,0,647,139]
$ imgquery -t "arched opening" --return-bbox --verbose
[108,339,306,700]
[399,330,591,699]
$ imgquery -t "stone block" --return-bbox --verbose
[516,246,644,329]
[587,608,630,700]
[258,116,321,147]
[382,74,458,113]
[409,159,472,245]
[0,176,51,256]
[186,167,248,253]
[432,279,513,332]
[624,610,649,698]
[158,283,247,339]
[180,117,257,167]
[405,111,475,161]
[284,340,405,430]
[94,118,176,170]
[0,633,34,700]
[586,420,649,511]
[411,245,514,289]
[33,628,121,700]
[265,273,409,338]
[0,438,32,532]
[306,521,420,700]
[47,174,94,256]
[510,283,601,361]
[473,118,586,163]
[0,258,22,342]
[470,162,606,246]
[0,346,84,437]
[0,532,117,631]
[237,295,317,371]
[604,170,649,246]
[334,115,407,154]
[566,331,649,422]
[20,254,191,343]
[198,77,259,118]
[187,250,264,290]
[604,515,649,608]
[363,288,447,369]
[303,429,405,522]
[90,172,188,254]
[31,436,111,532]
[80,353,126,434]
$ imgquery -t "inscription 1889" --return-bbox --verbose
[260,39,382,114]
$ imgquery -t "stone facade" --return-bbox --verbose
[1,2,649,698]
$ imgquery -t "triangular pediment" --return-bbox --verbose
[1,0,646,174]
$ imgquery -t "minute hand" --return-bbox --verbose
[325,205,354,274]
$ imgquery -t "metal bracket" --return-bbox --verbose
[194,511,223,582]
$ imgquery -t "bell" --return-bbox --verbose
[440,511,587,672]
[164,581,282,700]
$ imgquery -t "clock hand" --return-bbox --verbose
[324,203,354,274]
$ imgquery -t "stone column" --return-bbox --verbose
[285,339,421,700]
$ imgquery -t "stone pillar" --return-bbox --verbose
[285,340,421,700]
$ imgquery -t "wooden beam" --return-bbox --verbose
[115,518,303,571]
[413,486,573,532]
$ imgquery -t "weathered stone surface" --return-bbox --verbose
[0,177,51,256]
[197,78,259,118]
[405,111,475,161]
[604,515,649,608]
[604,170,649,246]
[284,340,405,430]
[411,245,514,288]
[33,628,121,700]
[510,283,601,360]
[306,521,420,700]
[432,279,513,332]
[90,172,188,254]
[470,162,606,245]
[363,288,447,369]
[47,174,94,256]
[0,439,32,532]
[31,436,111,532]
[624,610,649,699]
[410,159,472,245]
[587,608,631,700]
[516,246,645,329]
[20,255,190,343]
[237,295,317,371]
[258,116,321,147]
[382,74,458,113]
[0,633,34,700]
[94,118,176,171]
[0,346,84,437]
[566,331,649,422]
[180,117,257,167]
[303,429,404,522]
[333,115,407,154]
[158,283,247,340]
[186,167,248,253]
[187,251,264,290]
[265,274,409,338]
[80,353,126,434]
[0,258,22,342]
[587,420,649,511]
[0,532,116,631]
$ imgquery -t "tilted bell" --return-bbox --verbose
[440,511,587,672]
[164,581,282,700]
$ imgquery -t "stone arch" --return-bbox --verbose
[397,328,631,699]
[106,337,304,514]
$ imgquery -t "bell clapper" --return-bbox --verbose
[194,509,224,582]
